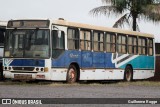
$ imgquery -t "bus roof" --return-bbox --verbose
[52,19,154,38]
[7,19,154,38]
[0,21,7,25]
[0,21,7,28]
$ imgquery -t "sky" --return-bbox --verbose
[0,0,160,42]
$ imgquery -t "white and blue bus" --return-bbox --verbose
[3,19,155,83]
[0,21,7,79]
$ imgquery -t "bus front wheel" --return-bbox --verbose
[124,66,133,82]
[66,65,77,83]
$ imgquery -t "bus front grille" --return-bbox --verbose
[12,67,34,71]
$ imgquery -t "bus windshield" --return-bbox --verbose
[4,29,50,58]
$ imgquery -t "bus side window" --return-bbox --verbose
[105,33,116,53]
[117,34,127,54]
[148,38,153,56]
[128,36,137,55]
[0,30,4,47]
[80,30,91,50]
[138,37,147,55]
[93,31,104,51]
[52,30,65,59]
[67,28,79,50]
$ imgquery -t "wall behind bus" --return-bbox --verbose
[150,43,160,81]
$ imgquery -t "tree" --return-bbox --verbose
[90,0,160,31]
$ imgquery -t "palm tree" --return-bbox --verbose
[90,0,160,31]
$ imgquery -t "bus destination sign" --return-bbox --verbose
[7,20,50,28]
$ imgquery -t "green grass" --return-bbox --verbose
[0,80,160,87]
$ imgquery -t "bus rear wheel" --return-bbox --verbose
[66,65,77,83]
[124,66,133,82]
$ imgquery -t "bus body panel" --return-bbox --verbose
[119,55,154,69]
[52,50,81,68]
[3,71,51,80]
[51,50,155,80]
[52,50,154,69]
[79,69,124,80]
[3,54,154,80]
[52,50,115,68]
[3,58,52,80]
[50,68,67,81]
[4,59,45,67]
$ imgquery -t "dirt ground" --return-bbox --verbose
[0,81,160,107]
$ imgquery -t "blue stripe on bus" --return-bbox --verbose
[9,59,45,67]
[52,50,115,68]
[5,51,154,69]
[52,50,154,69]
[52,50,81,67]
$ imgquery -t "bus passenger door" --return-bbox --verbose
[51,30,65,67]
[0,28,5,80]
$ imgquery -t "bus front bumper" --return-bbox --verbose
[3,71,51,80]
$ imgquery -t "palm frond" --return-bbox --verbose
[113,13,140,31]
[90,0,160,31]
[113,13,130,28]
[141,4,160,22]
[89,6,124,17]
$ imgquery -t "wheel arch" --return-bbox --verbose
[126,64,133,71]
[124,64,134,81]
[69,62,80,81]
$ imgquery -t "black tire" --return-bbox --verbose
[124,66,133,82]
[66,65,77,83]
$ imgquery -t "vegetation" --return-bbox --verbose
[1,80,160,87]
[90,0,160,31]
